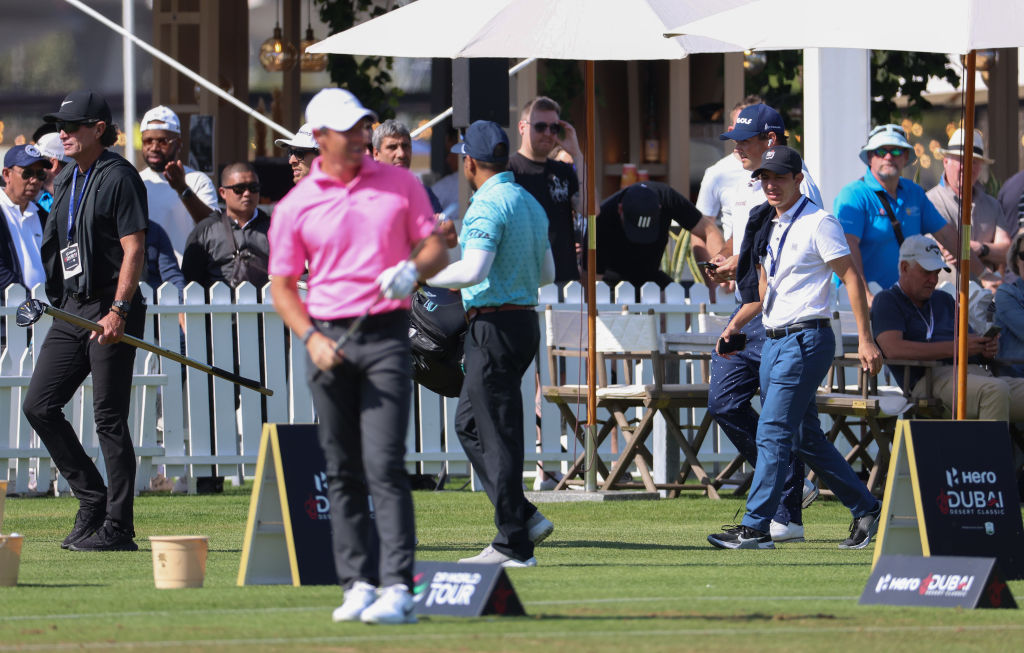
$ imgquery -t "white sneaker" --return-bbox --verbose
[332,581,377,622]
[770,520,805,543]
[802,479,820,509]
[526,511,554,544]
[360,584,417,624]
[458,545,538,567]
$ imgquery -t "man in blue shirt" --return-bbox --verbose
[833,124,980,302]
[872,235,1024,421]
[428,121,556,567]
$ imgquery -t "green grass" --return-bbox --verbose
[1,487,1023,652]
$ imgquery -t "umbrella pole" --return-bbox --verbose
[955,50,977,420]
[585,60,599,492]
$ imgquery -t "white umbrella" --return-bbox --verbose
[667,0,1024,419]
[310,0,746,490]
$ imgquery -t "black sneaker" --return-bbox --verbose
[839,503,882,550]
[708,524,774,550]
[68,521,139,552]
[61,506,105,549]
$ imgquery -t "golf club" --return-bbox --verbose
[16,299,274,397]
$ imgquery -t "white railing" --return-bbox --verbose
[1,279,757,494]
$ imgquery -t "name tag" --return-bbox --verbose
[61,243,83,279]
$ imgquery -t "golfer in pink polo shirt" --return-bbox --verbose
[269,88,447,625]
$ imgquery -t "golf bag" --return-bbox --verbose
[409,286,466,397]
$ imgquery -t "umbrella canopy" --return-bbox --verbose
[308,0,745,60]
[665,0,1024,54]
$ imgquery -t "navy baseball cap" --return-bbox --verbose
[751,145,802,178]
[720,103,785,142]
[4,144,52,170]
[619,183,662,245]
[43,89,113,124]
[451,121,509,163]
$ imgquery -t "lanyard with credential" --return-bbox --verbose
[895,282,934,340]
[67,163,94,244]
[762,197,810,316]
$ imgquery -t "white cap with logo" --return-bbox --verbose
[140,105,181,134]
[275,123,318,150]
[305,88,377,133]
[35,132,70,163]
[899,235,951,273]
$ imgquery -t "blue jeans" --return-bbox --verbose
[708,311,803,525]
[741,327,878,533]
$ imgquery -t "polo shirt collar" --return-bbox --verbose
[469,170,514,202]
[861,169,904,196]
[0,188,36,218]
[309,154,379,188]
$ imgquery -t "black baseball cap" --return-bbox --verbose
[451,120,509,163]
[43,90,113,124]
[751,145,803,178]
[619,183,661,245]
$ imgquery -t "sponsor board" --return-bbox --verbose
[861,555,1016,609]
[238,424,338,586]
[412,561,525,617]
[873,420,1024,580]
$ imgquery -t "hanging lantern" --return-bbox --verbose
[301,0,328,72]
[259,1,297,73]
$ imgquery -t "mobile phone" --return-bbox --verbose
[718,333,747,354]
[983,324,1002,338]
[698,261,719,271]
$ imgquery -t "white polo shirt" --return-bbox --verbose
[695,153,748,221]
[760,195,849,329]
[141,166,218,263]
[721,163,823,244]
[0,190,45,288]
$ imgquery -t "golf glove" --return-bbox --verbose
[376,260,419,299]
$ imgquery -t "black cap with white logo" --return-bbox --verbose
[619,183,662,245]
[43,90,113,124]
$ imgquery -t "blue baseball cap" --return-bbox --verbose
[4,144,52,170]
[720,104,786,142]
[451,120,509,163]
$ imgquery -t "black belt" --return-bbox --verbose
[314,309,406,330]
[466,304,533,321]
[764,318,831,340]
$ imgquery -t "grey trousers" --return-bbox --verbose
[308,310,414,590]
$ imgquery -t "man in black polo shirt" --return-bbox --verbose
[593,181,723,295]
[23,90,149,552]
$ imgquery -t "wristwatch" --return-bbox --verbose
[112,299,132,314]
[979,243,990,259]
[301,326,317,344]
[179,186,194,199]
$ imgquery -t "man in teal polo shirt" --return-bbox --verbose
[427,120,556,567]
[833,124,981,304]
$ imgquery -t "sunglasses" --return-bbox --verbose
[223,182,261,195]
[873,147,904,158]
[56,120,98,134]
[142,136,177,148]
[531,121,562,136]
[17,168,47,182]
[287,148,317,160]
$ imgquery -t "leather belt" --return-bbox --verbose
[466,304,533,321]
[764,318,831,340]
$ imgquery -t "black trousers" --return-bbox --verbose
[455,309,540,561]
[308,311,415,590]
[23,292,146,529]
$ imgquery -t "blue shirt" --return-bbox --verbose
[995,276,1024,377]
[871,284,977,391]
[459,171,549,309]
[834,171,946,288]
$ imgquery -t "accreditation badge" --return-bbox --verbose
[61,243,83,279]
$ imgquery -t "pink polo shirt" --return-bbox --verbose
[270,155,435,320]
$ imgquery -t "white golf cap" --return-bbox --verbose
[899,235,950,273]
[305,88,377,133]
[35,132,70,163]
[275,123,318,150]
[140,105,181,134]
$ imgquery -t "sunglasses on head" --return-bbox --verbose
[223,182,261,195]
[56,120,99,134]
[531,121,562,136]
[873,147,904,158]
[287,148,316,160]
[18,168,48,182]
[142,136,177,148]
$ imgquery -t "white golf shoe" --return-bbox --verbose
[332,581,377,622]
[770,520,805,543]
[360,584,418,624]
[458,545,538,567]
[526,511,554,544]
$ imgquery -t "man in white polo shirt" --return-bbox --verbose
[708,146,883,551]
[138,105,218,261]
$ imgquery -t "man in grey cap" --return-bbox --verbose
[275,122,319,183]
[872,234,1024,420]
[139,105,218,261]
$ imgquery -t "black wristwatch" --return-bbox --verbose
[979,243,990,259]
[301,326,317,344]
[179,186,194,200]
[112,299,132,314]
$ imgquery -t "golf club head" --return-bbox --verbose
[16,299,47,328]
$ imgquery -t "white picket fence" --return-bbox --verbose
[2,279,865,495]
